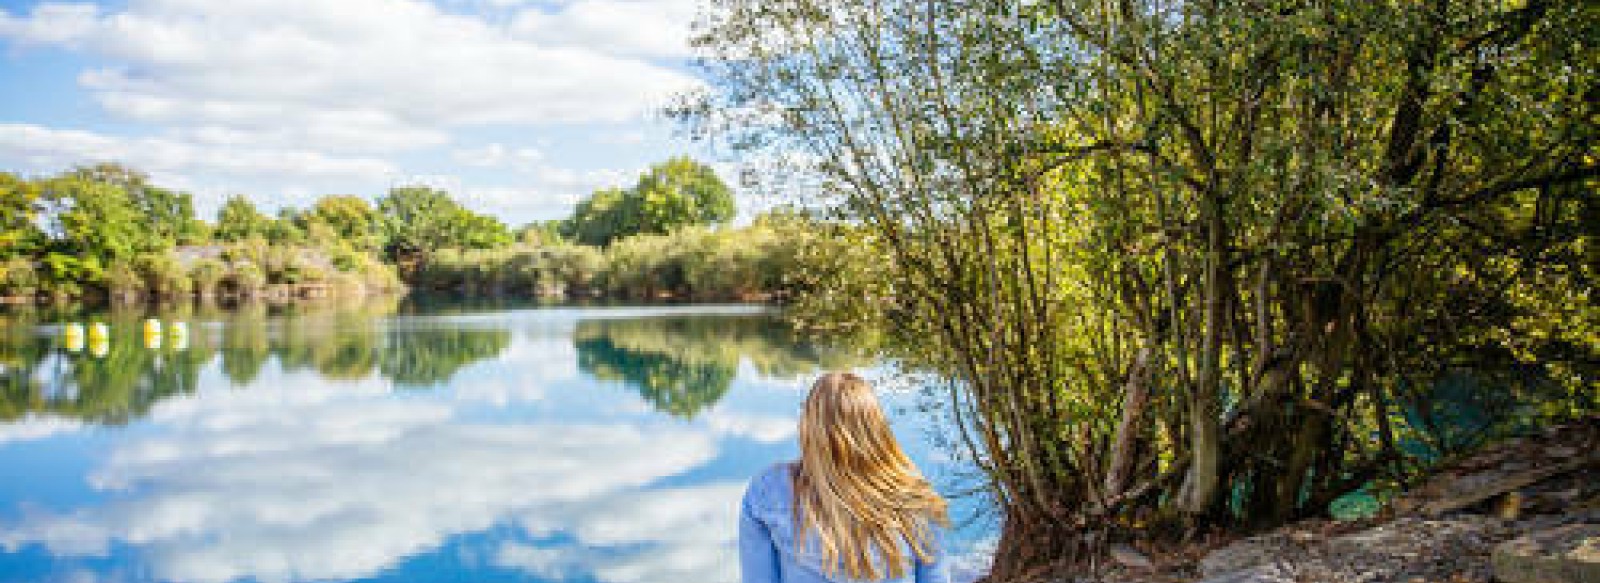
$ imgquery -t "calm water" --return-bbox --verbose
[0,299,992,583]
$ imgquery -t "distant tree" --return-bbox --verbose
[266,208,306,245]
[517,220,566,246]
[562,157,735,246]
[69,164,202,248]
[377,186,510,263]
[215,195,272,242]
[563,187,635,246]
[307,195,380,250]
[452,209,513,249]
[0,173,42,259]
[633,156,735,230]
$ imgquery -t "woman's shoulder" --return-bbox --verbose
[743,461,797,509]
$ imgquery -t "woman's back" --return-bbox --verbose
[738,372,951,583]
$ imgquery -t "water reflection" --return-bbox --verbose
[575,316,848,419]
[0,301,983,583]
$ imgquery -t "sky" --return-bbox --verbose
[0,0,722,225]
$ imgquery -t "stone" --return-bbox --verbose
[1108,544,1154,570]
[1195,564,1295,583]
[1492,523,1600,583]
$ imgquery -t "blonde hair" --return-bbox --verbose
[793,372,950,580]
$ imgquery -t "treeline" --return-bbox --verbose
[412,217,806,301]
[0,165,401,302]
[0,157,815,304]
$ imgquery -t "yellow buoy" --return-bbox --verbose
[64,323,85,352]
[88,322,109,341]
[89,335,109,358]
[169,321,189,351]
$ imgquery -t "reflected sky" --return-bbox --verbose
[0,301,993,583]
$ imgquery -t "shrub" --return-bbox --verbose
[105,261,144,299]
[224,263,267,297]
[0,258,39,298]
[138,254,193,297]
[190,258,227,296]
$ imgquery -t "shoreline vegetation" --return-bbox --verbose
[681,0,1597,580]
[0,158,827,308]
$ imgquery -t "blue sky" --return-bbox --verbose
[0,0,722,225]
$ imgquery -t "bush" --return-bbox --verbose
[105,261,144,298]
[138,254,193,297]
[190,258,227,296]
[224,263,267,297]
[0,258,39,297]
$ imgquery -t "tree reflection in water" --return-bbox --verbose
[574,315,862,418]
[0,301,866,424]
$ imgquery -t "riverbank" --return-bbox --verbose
[1039,417,1600,583]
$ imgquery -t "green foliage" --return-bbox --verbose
[189,258,227,297]
[377,186,510,261]
[0,258,39,297]
[306,195,381,251]
[575,314,860,418]
[0,172,42,259]
[688,0,1599,571]
[563,157,735,246]
[39,174,150,264]
[214,195,272,242]
[516,220,565,246]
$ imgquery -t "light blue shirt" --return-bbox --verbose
[739,462,951,583]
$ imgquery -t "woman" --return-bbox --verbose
[740,372,951,583]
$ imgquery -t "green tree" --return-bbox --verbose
[563,157,735,246]
[69,164,202,248]
[451,208,513,249]
[0,173,42,259]
[38,174,147,262]
[214,195,272,242]
[377,186,510,263]
[687,0,1598,574]
[307,195,380,250]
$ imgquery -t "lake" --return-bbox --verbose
[0,299,994,583]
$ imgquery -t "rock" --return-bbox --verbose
[1195,564,1295,583]
[1109,544,1155,570]
[1492,523,1600,583]
[1418,457,1597,517]
[1199,535,1290,577]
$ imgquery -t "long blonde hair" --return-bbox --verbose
[793,372,949,580]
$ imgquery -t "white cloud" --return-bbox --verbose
[0,0,704,221]
[0,3,101,47]
[452,143,547,170]
[1,0,697,148]
[0,123,396,183]
[510,0,700,59]
[0,375,720,583]
[703,409,795,443]
[0,414,83,445]
[496,482,744,583]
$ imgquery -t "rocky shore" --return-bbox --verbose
[1055,417,1599,583]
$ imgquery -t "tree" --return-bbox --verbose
[307,195,380,250]
[0,173,42,259]
[451,208,513,249]
[214,195,272,242]
[686,0,1598,575]
[38,173,147,262]
[69,164,202,247]
[377,186,510,263]
[517,220,566,246]
[562,157,735,246]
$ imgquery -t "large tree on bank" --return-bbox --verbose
[682,0,1597,576]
